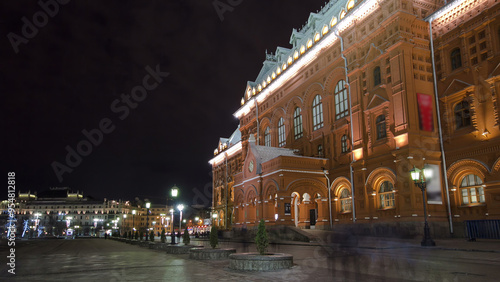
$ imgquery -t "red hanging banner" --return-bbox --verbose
[417,93,434,132]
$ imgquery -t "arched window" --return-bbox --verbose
[379,181,395,209]
[376,114,386,139]
[460,174,485,205]
[293,107,303,140]
[454,100,471,129]
[341,134,348,153]
[312,95,324,130]
[373,66,381,86]
[264,127,271,147]
[335,80,349,119]
[278,118,286,147]
[339,189,352,212]
[451,48,462,70]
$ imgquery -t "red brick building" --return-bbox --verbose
[210,0,500,238]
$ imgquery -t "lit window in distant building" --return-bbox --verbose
[278,118,286,147]
[379,181,395,209]
[341,135,348,153]
[335,80,349,119]
[454,100,471,129]
[312,95,324,130]
[451,48,462,70]
[373,66,381,86]
[460,174,485,205]
[340,189,352,212]
[376,114,386,139]
[294,107,303,140]
[264,127,271,147]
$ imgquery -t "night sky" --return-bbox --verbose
[1,0,326,205]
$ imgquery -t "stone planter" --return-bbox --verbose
[189,248,236,260]
[130,240,139,245]
[148,242,156,249]
[165,244,203,254]
[229,253,293,271]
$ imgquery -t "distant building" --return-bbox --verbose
[210,0,500,238]
[209,126,243,230]
[14,187,121,237]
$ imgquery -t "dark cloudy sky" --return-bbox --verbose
[1,0,326,205]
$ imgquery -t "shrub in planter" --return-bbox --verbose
[135,231,139,240]
[210,226,218,249]
[140,231,144,241]
[161,229,166,243]
[255,219,269,255]
[183,228,190,245]
[149,230,155,242]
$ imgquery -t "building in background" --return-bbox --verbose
[209,126,243,230]
[210,0,500,238]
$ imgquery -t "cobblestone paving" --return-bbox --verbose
[1,238,499,281]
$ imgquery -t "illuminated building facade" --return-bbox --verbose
[210,127,243,230]
[14,188,123,236]
[210,0,500,238]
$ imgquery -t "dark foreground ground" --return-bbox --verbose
[1,236,499,281]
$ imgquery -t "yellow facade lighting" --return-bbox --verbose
[330,17,337,27]
[347,0,355,11]
[340,10,346,19]
[314,32,320,42]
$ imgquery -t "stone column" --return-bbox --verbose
[315,198,330,229]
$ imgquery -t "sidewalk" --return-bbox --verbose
[300,229,500,253]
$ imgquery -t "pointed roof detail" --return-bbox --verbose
[441,79,473,97]
[366,94,389,110]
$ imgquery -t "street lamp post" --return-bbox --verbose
[132,210,136,231]
[410,166,436,247]
[146,202,151,237]
[123,214,127,235]
[178,204,184,233]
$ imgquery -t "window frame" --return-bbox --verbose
[454,100,471,130]
[373,66,381,86]
[379,181,395,209]
[376,114,387,140]
[339,189,352,213]
[341,134,348,153]
[264,127,271,147]
[335,80,349,120]
[293,107,303,140]
[312,95,324,130]
[450,48,462,70]
[460,174,485,206]
[278,118,286,147]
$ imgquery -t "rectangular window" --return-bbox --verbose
[470,189,477,203]
[478,187,485,203]
[461,189,469,205]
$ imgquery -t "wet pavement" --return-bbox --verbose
[1,235,499,281]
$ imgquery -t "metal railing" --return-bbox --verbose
[465,220,500,239]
